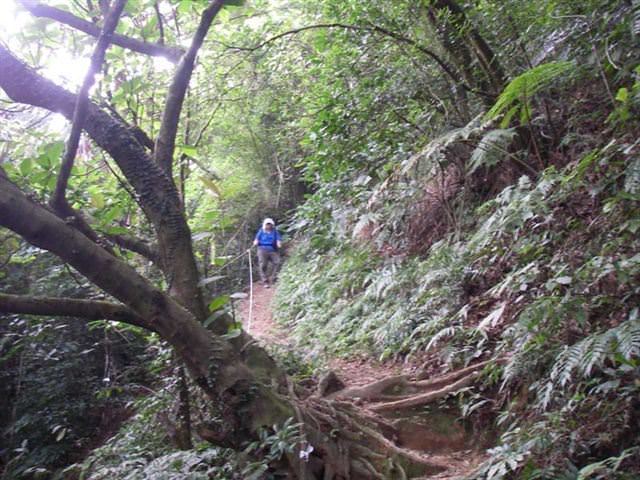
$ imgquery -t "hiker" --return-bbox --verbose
[253,217,282,288]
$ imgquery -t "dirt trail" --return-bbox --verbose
[238,281,486,479]
[238,282,409,386]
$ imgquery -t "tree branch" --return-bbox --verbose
[0,292,151,330]
[51,0,125,210]
[105,233,160,263]
[223,22,490,97]
[154,1,166,46]
[19,1,184,62]
[0,45,206,319]
[0,173,231,373]
[154,0,225,177]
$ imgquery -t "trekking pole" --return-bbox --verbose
[247,248,254,334]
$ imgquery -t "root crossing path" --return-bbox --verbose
[239,282,488,479]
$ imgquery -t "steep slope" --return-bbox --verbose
[273,70,640,477]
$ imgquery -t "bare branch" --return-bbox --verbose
[223,22,492,97]
[51,0,126,209]
[154,0,226,177]
[0,292,151,329]
[19,1,184,62]
[105,233,160,263]
[154,1,165,45]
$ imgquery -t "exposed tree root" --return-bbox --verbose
[415,358,501,384]
[370,370,481,413]
[299,397,450,479]
[327,374,410,401]
[330,358,504,407]
[290,358,505,477]
[239,288,499,478]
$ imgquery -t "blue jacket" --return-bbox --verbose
[255,228,281,252]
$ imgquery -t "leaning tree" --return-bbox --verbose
[0,1,490,478]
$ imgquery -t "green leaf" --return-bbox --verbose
[198,275,225,286]
[555,276,572,285]
[615,87,629,103]
[212,257,227,266]
[179,144,198,157]
[200,176,221,197]
[90,191,105,209]
[221,326,242,340]
[177,0,192,14]
[208,295,230,312]
[19,158,33,176]
[43,141,64,163]
[52,425,67,442]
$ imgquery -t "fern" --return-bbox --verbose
[624,155,640,195]
[577,447,640,479]
[468,128,518,173]
[486,61,575,127]
[550,315,640,389]
[426,325,460,351]
[400,114,485,176]
[633,0,640,38]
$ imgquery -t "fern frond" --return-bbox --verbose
[615,313,640,360]
[426,325,459,351]
[468,128,518,173]
[551,318,640,388]
[486,61,574,125]
[623,156,640,195]
[400,114,484,175]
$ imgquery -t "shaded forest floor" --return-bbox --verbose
[239,281,487,479]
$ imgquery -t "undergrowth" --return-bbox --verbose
[275,71,640,476]
[76,391,304,480]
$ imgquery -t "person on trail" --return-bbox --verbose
[253,218,282,288]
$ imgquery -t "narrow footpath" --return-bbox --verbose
[238,283,406,385]
[239,282,487,479]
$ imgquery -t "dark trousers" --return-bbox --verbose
[257,248,280,283]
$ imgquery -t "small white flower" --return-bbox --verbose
[299,444,314,462]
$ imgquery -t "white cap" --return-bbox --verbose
[263,218,275,228]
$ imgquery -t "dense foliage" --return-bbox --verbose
[272,0,640,477]
[1,0,639,478]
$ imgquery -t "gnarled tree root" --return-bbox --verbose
[298,397,450,479]
[369,370,481,413]
[329,357,505,406]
